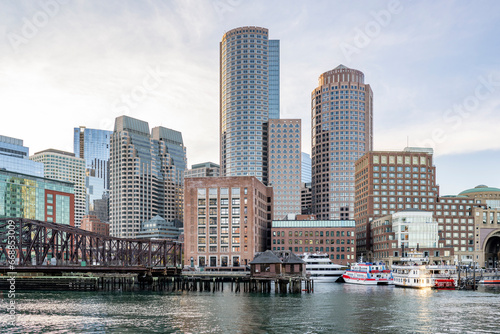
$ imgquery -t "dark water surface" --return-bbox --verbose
[1,283,499,333]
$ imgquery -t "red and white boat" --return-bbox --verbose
[342,262,394,285]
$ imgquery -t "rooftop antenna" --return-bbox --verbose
[407,136,409,147]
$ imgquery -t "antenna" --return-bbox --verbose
[407,136,409,147]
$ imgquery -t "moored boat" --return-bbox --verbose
[342,261,394,285]
[392,251,458,289]
[299,253,347,283]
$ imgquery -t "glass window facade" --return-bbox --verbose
[0,170,74,225]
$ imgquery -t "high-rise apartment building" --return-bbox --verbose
[184,162,220,178]
[0,135,44,177]
[220,26,280,183]
[109,116,186,238]
[30,149,86,227]
[74,127,112,217]
[311,65,373,221]
[184,176,273,268]
[268,119,301,219]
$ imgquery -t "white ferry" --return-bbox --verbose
[342,261,394,285]
[391,252,458,289]
[299,253,348,283]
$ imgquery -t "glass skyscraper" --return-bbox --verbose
[301,152,311,184]
[74,127,112,216]
[0,135,44,177]
[109,116,187,238]
[220,26,280,184]
[268,40,280,120]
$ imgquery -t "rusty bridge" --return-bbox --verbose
[0,218,182,274]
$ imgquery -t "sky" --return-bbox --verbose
[0,0,499,196]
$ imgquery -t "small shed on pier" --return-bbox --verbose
[249,250,306,278]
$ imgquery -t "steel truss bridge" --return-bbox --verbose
[0,218,182,274]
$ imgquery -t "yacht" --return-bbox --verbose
[391,251,458,289]
[342,261,394,285]
[299,253,347,282]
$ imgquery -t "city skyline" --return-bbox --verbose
[1,1,499,195]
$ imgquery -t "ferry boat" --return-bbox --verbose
[342,261,394,285]
[391,252,458,289]
[299,253,347,283]
[478,275,500,284]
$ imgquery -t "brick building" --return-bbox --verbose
[80,214,109,236]
[184,177,273,268]
[271,219,355,265]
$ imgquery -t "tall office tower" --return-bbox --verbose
[354,147,438,259]
[301,152,311,183]
[220,26,280,184]
[311,65,373,221]
[184,162,220,178]
[268,119,301,219]
[184,176,273,268]
[73,127,112,217]
[0,135,44,177]
[109,116,187,238]
[30,149,86,227]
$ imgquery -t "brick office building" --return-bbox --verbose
[271,219,356,264]
[184,177,273,268]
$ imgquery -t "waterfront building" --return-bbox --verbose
[301,152,311,184]
[268,119,301,219]
[354,147,438,259]
[30,149,86,227]
[109,116,187,238]
[184,176,273,268]
[220,26,280,183]
[0,169,74,225]
[301,182,312,215]
[80,214,109,236]
[136,215,181,240]
[311,65,373,220]
[185,162,220,178]
[353,146,500,268]
[271,219,356,264]
[73,126,112,217]
[0,135,44,177]
[370,210,455,265]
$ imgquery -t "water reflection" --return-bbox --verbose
[2,284,500,333]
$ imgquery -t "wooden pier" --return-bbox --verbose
[0,273,313,294]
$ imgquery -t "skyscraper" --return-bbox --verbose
[301,152,311,184]
[74,126,112,217]
[311,65,373,220]
[220,26,280,184]
[30,149,86,227]
[109,116,187,238]
[267,119,301,219]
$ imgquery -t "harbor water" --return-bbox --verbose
[1,283,499,333]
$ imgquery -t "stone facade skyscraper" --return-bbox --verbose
[220,26,279,184]
[109,116,186,238]
[311,65,373,220]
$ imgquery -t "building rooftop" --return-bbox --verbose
[459,185,500,195]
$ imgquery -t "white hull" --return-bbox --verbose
[342,275,394,285]
[310,275,341,283]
